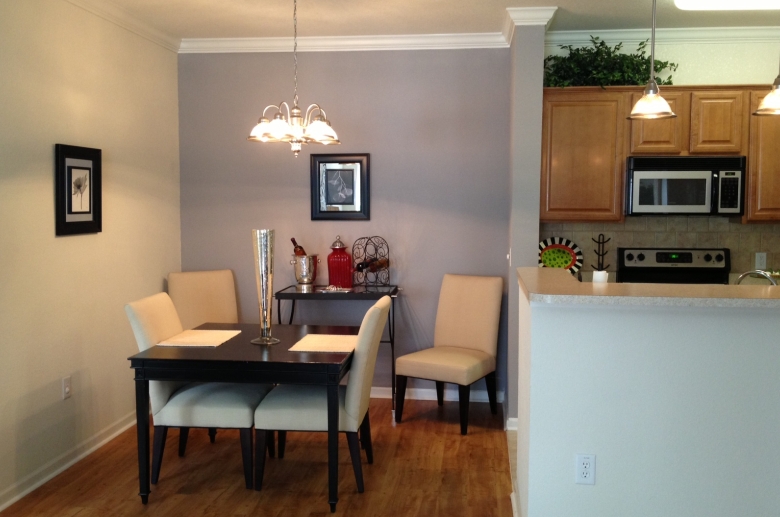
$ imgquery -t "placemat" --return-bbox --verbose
[289,334,358,353]
[158,329,241,347]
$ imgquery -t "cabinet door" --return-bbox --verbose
[629,92,688,154]
[746,90,780,221]
[541,92,626,222]
[690,91,746,154]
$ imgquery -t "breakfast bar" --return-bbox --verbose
[515,267,780,517]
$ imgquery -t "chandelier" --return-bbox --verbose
[247,0,340,156]
[628,0,676,120]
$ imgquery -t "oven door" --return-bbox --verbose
[629,170,712,214]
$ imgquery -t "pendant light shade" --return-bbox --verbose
[629,0,676,120]
[753,55,780,116]
[247,0,340,156]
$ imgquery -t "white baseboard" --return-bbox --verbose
[0,411,137,512]
[370,386,505,404]
[505,417,518,431]
[510,492,518,517]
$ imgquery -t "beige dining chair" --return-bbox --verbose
[168,269,238,330]
[395,274,503,435]
[168,269,285,457]
[125,292,273,488]
[252,296,391,493]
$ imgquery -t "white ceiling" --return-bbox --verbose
[85,0,780,39]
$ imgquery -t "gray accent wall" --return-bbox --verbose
[178,49,512,397]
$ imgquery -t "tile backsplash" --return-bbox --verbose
[540,217,780,274]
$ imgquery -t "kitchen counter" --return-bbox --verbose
[514,266,780,517]
[517,267,780,308]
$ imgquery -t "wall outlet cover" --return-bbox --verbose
[575,454,595,485]
[756,252,767,270]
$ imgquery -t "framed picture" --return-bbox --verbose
[311,154,370,220]
[55,144,102,236]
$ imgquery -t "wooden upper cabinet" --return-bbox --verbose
[689,91,746,154]
[629,92,689,154]
[746,90,780,221]
[541,91,626,222]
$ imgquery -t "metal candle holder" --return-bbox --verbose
[251,229,280,345]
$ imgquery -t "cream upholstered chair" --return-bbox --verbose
[395,274,503,435]
[125,292,273,488]
[168,269,238,330]
[253,296,391,493]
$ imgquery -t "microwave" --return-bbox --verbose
[626,156,746,216]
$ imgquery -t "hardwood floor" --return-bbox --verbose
[1,398,512,517]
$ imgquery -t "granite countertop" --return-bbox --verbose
[517,267,780,308]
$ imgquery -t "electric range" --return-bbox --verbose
[616,247,730,285]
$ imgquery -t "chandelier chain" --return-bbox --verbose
[293,0,298,107]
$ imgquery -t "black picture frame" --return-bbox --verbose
[55,144,102,236]
[310,154,370,220]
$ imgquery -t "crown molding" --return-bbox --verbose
[545,26,780,49]
[65,0,180,52]
[503,7,559,44]
[179,32,509,53]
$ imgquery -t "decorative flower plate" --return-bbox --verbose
[538,238,583,275]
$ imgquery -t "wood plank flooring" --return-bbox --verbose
[1,398,513,517]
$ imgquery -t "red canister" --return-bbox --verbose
[327,235,353,288]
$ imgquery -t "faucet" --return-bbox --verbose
[736,270,778,286]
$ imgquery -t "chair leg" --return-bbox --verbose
[151,426,168,485]
[395,375,408,423]
[458,384,471,435]
[435,381,444,406]
[346,432,365,493]
[254,430,267,491]
[278,431,287,459]
[485,371,498,415]
[359,412,374,464]
[239,428,253,489]
[267,430,276,458]
[208,427,217,443]
[178,427,189,457]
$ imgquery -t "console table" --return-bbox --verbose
[275,284,400,406]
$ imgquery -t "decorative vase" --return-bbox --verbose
[327,235,353,288]
[251,229,280,345]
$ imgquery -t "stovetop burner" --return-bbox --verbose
[616,247,730,284]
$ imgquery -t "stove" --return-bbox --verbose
[616,247,731,284]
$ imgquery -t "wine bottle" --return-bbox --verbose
[354,258,377,272]
[368,258,389,272]
[291,238,307,256]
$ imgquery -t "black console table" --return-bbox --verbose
[275,284,400,406]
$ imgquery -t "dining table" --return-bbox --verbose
[128,322,359,513]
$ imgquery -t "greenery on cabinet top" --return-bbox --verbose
[544,37,678,88]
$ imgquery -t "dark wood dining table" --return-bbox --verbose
[128,323,359,513]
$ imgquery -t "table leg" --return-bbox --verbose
[288,300,295,325]
[390,296,396,410]
[277,298,281,325]
[327,382,338,513]
[135,379,151,504]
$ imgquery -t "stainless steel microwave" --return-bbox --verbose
[626,156,746,216]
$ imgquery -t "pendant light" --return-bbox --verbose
[753,54,780,116]
[247,0,340,156]
[629,0,676,120]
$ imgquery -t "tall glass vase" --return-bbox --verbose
[251,229,280,345]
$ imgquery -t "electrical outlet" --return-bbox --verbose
[62,376,72,400]
[756,252,767,270]
[575,454,595,485]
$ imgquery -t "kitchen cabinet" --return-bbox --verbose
[629,90,747,155]
[540,90,626,222]
[746,90,780,221]
[541,85,770,222]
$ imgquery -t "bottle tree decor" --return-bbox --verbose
[544,37,678,88]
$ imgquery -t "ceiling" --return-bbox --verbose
[93,0,780,39]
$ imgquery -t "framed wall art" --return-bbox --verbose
[55,144,102,236]
[310,153,370,220]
